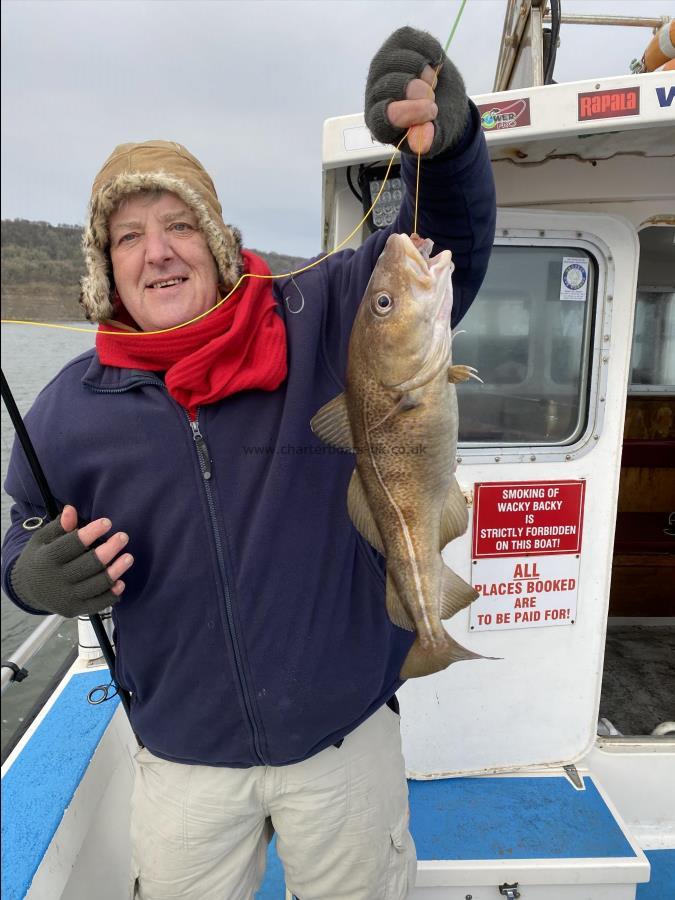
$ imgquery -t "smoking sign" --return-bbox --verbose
[470,481,585,632]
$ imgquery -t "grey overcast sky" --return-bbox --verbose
[1,0,672,256]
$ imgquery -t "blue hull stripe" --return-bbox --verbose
[2,670,119,900]
[638,850,675,899]
[6,686,669,900]
[409,776,637,860]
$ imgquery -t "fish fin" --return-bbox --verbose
[440,566,479,619]
[310,393,355,451]
[439,477,469,547]
[448,364,483,384]
[368,391,421,433]
[396,392,421,413]
[400,631,496,679]
[386,572,415,631]
[347,469,385,554]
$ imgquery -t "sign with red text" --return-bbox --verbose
[470,555,579,632]
[472,481,585,558]
[470,481,585,631]
[578,87,640,121]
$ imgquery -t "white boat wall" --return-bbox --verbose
[3,4,674,898]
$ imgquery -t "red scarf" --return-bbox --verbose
[96,250,287,418]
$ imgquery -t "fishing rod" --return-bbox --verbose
[1,367,132,719]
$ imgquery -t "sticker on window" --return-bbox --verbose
[560,257,589,302]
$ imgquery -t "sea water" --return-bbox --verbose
[1,322,96,757]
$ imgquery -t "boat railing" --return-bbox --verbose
[1,614,65,693]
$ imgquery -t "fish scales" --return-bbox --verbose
[312,232,491,679]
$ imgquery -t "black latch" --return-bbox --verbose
[499,884,521,899]
[2,661,29,683]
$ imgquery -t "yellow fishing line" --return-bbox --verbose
[0,320,99,334]
[412,0,467,231]
[412,62,441,236]
[2,1,468,338]
[2,133,408,338]
[413,141,422,237]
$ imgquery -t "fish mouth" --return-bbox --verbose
[384,235,454,393]
[395,233,453,286]
[401,236,432,286]
[397,234,454,326]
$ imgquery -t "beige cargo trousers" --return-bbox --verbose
[130,704,416,899]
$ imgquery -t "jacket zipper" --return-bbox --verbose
[189,419,211,479]
[88,379,265,763]
[186,409,265,764]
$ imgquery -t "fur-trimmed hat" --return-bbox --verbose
[80,140,243,321]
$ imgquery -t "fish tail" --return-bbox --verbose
[400,632,498,680]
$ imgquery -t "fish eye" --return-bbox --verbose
[372,293,393,316]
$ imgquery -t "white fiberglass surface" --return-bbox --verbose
[400,210,638,776]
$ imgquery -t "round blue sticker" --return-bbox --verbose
[562,263,587,292]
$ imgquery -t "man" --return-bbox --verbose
[2,27,495,900]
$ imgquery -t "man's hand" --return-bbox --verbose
[60,505,132,597]
[386,65,438,155]
[10,505,134,617]
[365,26,469,158]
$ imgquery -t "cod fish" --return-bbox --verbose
[311,232,487,679]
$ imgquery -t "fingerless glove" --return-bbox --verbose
[365,26,469,157]
[10,517,118,617]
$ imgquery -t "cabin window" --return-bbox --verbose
[630,226,675,393]
[456,245,595,446]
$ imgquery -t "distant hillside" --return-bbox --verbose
[1,219,307,321]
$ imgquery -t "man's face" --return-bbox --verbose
[109,191,219,331]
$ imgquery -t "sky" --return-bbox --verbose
[1,0,672,256]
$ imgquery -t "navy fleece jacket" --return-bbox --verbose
[2,104,496,766]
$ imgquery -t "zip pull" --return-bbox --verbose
[190,419,212,480]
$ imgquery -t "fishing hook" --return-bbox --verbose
[284,274,305,315]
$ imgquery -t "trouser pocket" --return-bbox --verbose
[384,813,417,900]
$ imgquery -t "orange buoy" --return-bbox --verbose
[643,20,675,72]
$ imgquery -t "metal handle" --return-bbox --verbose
[499,884,521,899]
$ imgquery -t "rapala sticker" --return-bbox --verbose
[656,86,675,108]
[560,257,589,302]
[478,98,531,131]
[578,87,640,120]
